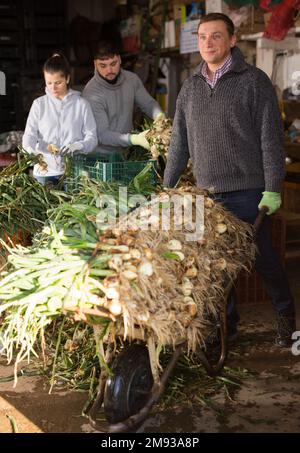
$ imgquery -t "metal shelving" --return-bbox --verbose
[0,0,68,133]
[0,0,24,132]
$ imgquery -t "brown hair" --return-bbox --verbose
[198,13,235,36]
[43,52,70,79]
[93,40,121,60]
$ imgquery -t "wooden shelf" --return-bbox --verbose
[280,209,300,225]
[285,142,300,160]
[286,161,300,173]
[285,247,300,260]
[277,208,300,262]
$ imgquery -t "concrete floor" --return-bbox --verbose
[141,259,300,433]
[0,260,299,433]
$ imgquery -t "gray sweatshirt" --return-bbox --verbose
[163,47,285,193]
[82,69,162,153]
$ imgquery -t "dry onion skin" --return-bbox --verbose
[101,186,256,352]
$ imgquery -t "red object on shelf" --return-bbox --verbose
[0,153,17,167]
[122,36,139,53]
[263,0,300,41]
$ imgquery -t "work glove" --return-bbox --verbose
[59,142,84,157]
[154,112,165,122]
[258,191,281,215]
[130,130,150,150]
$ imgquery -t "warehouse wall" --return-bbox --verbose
[67,0,115,23]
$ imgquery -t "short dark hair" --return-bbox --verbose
[93,40,121,60]
[198,13,235,36]
[43,52,70,79]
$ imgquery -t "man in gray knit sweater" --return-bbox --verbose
[83,41,163,155]
[163,13,296,347]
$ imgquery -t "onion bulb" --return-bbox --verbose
[167,239,182,251]
[106,287,120,300]
[215,223,227,234]
[185,266,198,278]
[183,297,197,317]
[138,260,154,277]
[108,299,122,316]
[123,270,138,280]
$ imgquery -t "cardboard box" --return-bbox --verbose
[164,20,176,48]
[264,12,272,27]
[295,14,300,28]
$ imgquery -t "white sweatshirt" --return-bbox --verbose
[22,88,97,176]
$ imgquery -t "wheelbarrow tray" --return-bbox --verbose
[88,286,229,433]
[87,209,267,433]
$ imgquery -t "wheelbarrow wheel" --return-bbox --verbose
[104,343,154,424]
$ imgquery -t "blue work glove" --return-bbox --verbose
[130,130,150,150]
[60,142,84,157]
[258,191,281,215]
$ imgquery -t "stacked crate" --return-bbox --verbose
[0,0,24,132]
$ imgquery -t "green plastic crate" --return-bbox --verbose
[72,151,124,177]
[77,160,156,184]
[67,152,156,188]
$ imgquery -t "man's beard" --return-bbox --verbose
[99,70,121,85]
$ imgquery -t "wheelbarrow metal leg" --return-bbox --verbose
[88,342,115,430]
[198,308,228,376]
[199,286,230,376]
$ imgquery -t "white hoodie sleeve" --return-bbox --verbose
[71,99,98,154]
[22,100,49,154]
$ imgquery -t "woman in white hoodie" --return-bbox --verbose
[22,53,97,185]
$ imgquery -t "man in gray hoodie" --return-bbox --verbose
[82,40,164,154]
[163,13,296,347]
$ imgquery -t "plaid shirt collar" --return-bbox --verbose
[201,54,232,88]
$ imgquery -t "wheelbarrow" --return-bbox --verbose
[87,207,268,433]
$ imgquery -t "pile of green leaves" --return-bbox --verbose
[0,152,60,244]
[0,162,159,385]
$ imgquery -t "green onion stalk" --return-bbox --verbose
[0,150,60,251]
[0,163,159,386]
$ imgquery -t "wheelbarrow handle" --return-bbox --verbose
[253,205,269,234]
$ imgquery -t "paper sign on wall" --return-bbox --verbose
[180,19,200,54]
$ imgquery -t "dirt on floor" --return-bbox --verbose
[1,262,300,434]
[140,306,300,433]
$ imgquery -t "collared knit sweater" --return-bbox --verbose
[163,46,285,193]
